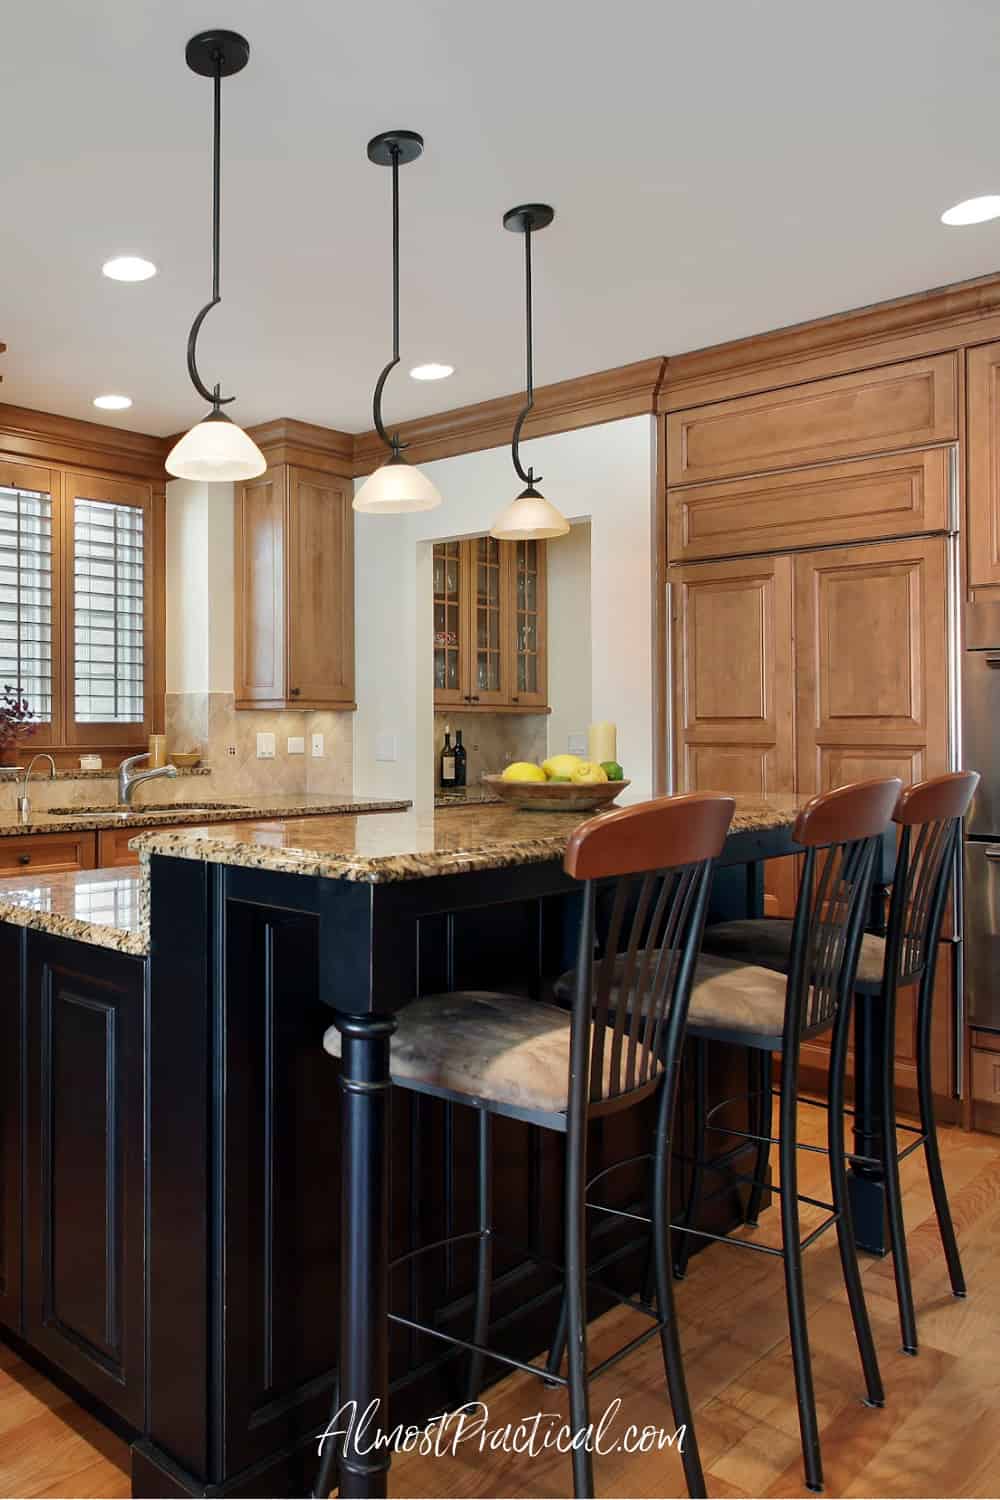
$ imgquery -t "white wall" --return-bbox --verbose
[353,415,655,806]
[165,479,235,693]
[546,520,592,760]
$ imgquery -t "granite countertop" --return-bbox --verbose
[0,765,211,782]
[132,794,807,886]
[0,794,411,837]
[0,866,146,955]
[433,786,501,808]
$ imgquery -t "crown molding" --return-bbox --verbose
[0,401,169,482]
[246,417,355,477]
[660,268,1000,411]
[352,356,666,475]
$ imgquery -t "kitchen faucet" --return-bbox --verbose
[17,752,57,821]
[118,752,178,806]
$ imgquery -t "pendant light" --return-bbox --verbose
[354,132,442,515]
[490,205,569,541]
[166,31,265,483]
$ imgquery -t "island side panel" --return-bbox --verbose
[0,925,24,1334]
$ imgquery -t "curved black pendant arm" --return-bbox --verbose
[186,60,234,410]
[511,224,541,487]
[372,355,405,456]
[187,298,233,408]
[371,144,409,459]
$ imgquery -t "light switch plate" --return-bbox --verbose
[311,732,325,758]
[375,732,399,763]
[287,736,305,755]
[568,732,587,756]
[256,732,276,759]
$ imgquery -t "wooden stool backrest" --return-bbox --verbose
[786,778,902,1036]
[563,793,734,1110]
[887,771,980,989]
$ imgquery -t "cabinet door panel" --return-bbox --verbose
[667,354,958,486]
[235,471,287,706]
[669,447,950,562]
[24,936,146,1427]
[0,925,23,1331]
[507,539,548,708]
[794,536,949,795]
[432,541,467,706]
[0,832,96,876]
[967,340,1000,588]
[465,535,508,706]
[286,468,355,706]
[672,554,794,795]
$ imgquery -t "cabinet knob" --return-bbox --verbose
[290,687,300,697]
[512,696,520,703]
[18,854,30,865]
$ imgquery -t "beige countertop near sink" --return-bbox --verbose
[0,794,412,837]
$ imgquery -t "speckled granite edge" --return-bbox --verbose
[0,765,211,782]
[0,795,412,837]
[0,896,148,955]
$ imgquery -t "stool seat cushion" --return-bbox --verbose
[323,991,625,1116]
[700,918,886,991]
[687,954,790,1047]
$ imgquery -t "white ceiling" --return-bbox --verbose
[3,0,1000,439]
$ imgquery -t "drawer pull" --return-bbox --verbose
[17,854,30,865]
[986,847,1000,862]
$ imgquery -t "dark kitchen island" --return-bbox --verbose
[0,796,820,1500]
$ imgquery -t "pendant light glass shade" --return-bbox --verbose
[353,454,442,514]
[490,484,570,541]
[166,409,266,482]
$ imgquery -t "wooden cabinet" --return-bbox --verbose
[0,831,96,876]
[22,932,147,1426]
[666,353,958,486]
[235,464,355,710]
[966,340,1000,589]
[668,447,951,562]
[433,536,548,710]
[97,823,174,868]
[794,535,950,795]
[671,553,795,796]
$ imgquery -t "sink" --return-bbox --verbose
[46,802,248,818]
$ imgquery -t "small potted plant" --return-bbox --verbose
[0,684,37,767]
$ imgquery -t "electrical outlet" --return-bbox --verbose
[375,732,398,763]
[568,732,587,756]
[311,732,324,758]
[256,732,276,759]
[226,744,238,758]
[286,736,305,754]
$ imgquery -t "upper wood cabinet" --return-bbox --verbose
[432,536,547,710]
[966,340,1000,589]
[668,446,951,562]
[671,553,795,796]
[235,465,355,710]
[666,354,958,486]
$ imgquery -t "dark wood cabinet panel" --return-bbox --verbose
[0,925,23,1333]
[0,831,97,876]
[23,933,146,1428]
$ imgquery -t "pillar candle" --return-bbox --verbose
[588,721,617,766]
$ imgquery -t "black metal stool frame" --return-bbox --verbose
[314,793,736,1500]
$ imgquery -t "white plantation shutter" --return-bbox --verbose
[73,496,145,724]
[0,483,53,724]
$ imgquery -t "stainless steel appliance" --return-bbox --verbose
[964,600,1000,1029]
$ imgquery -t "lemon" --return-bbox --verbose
[571,761,609,786]
[501,761,546,783]
[542,753,584,780]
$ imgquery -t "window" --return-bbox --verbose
[0,459,159,755]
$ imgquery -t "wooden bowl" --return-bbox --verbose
[481,774,630,813]
[170,749,202,768]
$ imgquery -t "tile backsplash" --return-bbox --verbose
[432,711,548,789]
[165,692,353,798]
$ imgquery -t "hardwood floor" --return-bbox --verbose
[1,1106,998,1499]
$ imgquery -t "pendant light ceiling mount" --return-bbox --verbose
[166,28,265,483]
[354,128,442,515]
[491,202,569,541]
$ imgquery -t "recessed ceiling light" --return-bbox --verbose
[102,255,157,281]
[409,362,455,381]
[941,196,1000,226]
[93,394,133,411]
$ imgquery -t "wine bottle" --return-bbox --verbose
[453,729,467,788]
[440,727,456,789]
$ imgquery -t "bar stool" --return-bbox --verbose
[316,792,735,1500]
[552,778,901,1494]
[698,770,980,1356]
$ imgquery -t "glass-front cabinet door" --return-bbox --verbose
[509,539,547,707]
[469,535,507,705]
[432,540,465,705]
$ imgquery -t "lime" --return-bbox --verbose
[601,761,625,781]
